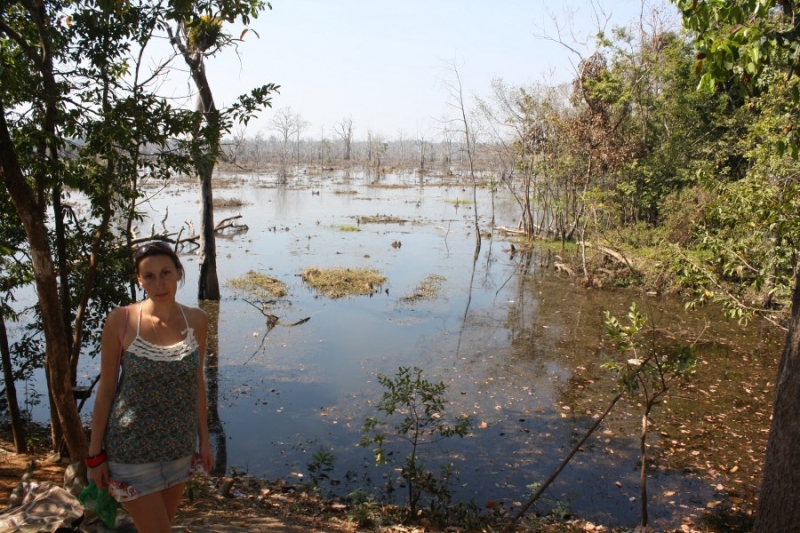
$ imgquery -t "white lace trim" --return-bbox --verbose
[126,328,198,361]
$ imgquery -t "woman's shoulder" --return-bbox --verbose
[105,304,134,326]
[179,303,207,329]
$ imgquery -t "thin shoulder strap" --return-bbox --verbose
[136,301,144,335]
[117,307,130,382]
[178,303,190,330]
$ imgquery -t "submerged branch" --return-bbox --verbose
[503,387,627,531]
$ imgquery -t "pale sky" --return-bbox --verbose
[165,0,678,141]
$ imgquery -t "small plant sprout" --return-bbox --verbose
[305,448,336,490]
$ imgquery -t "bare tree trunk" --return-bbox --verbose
[52,186,72,377]
[447,63,481,258]
[523,170,534,237]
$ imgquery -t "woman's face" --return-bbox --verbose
[137,254,182,302]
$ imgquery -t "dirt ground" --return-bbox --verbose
[0,430,717,532]
[0,431,361,532]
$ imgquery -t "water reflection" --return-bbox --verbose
[200,300,227,476]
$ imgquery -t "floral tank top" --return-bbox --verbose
[105,303,199,464]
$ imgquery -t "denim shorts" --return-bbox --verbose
[107,454,192,502]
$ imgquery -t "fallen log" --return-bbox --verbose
[580,241,639,274]
[215,215,248,234]
[495,225,526,235]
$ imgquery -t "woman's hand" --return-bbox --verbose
[199,440,214,473]
[88,462,110,489]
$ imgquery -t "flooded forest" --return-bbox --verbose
[3,1,800,532]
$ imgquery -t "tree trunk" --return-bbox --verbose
[754,273,800,532]
[70,199,113,378]
[0,309,27,453]
[178,44,220,301]
[52,185,73,378]
[640,406,651,527]
[198,164,220,300]
[0,109,87,459]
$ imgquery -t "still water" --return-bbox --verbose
[65,169,779,528]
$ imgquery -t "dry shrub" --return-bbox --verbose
[214,197,248,209]
[301,267,386,299]
[225,270,287,298]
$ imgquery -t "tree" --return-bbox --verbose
[602,303,698,526]
[671,1,800,529]
[365,130,387,172]
[0,0,123,458]
[0,0,272,459]
[333,117,354,162]
[477,79,555,239]
[441,61,482,256]
[269,107,300,181]
[169,4,278,300]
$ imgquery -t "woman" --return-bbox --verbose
[87,241,213,532]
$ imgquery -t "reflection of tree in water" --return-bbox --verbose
[200,300,227,475]
[505,247,548,356]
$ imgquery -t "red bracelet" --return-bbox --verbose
[85,450,107,468]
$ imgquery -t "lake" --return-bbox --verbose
[60,168,779,529]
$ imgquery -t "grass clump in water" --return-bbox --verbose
[301,267,386,299]
[400,274,446,302]
[214,197,248,208]
[356,214,407,224]
[337,225,361,232]
[225,270,287,298]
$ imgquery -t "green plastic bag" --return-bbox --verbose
[78,483,120,528]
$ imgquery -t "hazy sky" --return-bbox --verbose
[166,0,678,141]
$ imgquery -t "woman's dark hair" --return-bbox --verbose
[133,241,184,284]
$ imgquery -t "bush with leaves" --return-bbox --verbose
[360,366,472,520]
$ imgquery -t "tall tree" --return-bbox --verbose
[442,62,481,256]
[0,0,103,457]
[0,0,265,458]
[169,4,278,300]
[671,1,800,530]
